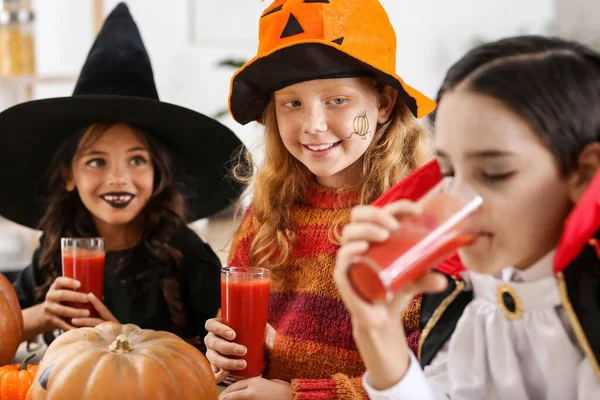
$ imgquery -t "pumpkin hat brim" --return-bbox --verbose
[229,41,436,125]
[228,0,436,125]
[0,3,246,229]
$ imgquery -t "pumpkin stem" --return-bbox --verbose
[19,354,36,370]
[109,334,134,353]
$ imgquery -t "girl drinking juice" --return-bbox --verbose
[335,35,600,399]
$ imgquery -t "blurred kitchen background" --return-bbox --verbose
[0,0,597,273]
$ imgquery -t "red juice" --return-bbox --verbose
[348,230,474,302]
[348,190,480,303]
[221,276,271,379]
[62,250,105,318]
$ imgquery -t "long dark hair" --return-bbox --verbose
[437,35,600,175]
[36,123,189,333]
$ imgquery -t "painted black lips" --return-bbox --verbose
[100,192,135,209]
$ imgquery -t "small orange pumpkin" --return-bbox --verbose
[0,354,39,400]
[32,322,217,400]
[0,273,23,366]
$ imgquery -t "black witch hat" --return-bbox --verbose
[0,3,246,229]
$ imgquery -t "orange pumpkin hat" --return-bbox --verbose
[229,0,436,125]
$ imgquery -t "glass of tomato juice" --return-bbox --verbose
[61,237,105,318]
[348,177,482,303]
[221,266,271,382]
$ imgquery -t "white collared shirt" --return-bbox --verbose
[363,251,600,399]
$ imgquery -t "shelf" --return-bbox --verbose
[0,75,78,102]
[0,0,101,102]
[0,74,77,86]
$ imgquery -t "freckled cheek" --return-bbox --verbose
[276,122,299,144]
[336,120,353,137]
[337,111,357,129]
[276,115,300,139]
[322,118,349,140]
[280,134,297,149]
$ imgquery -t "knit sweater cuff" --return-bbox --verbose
[291,374,367,399]
[292,378,337,399]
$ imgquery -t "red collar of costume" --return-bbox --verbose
[554,168,600,273]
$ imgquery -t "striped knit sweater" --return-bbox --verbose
[228,183,422,399]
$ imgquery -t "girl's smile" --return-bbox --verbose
[302,140,343,157]
[99,192,136,209]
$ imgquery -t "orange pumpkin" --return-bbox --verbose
[0,273,23,366]
[0,354,39,400]
[32,322,217,400]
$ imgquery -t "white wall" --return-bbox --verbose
[386,0,555,99]
[555,0,600,43]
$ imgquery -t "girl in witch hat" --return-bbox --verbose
[0,3,246,351]
[335,36,600,398]
[205,0,438,398]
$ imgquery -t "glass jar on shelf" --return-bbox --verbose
[0,0,35,76]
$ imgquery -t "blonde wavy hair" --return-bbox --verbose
[234,79,433,271]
